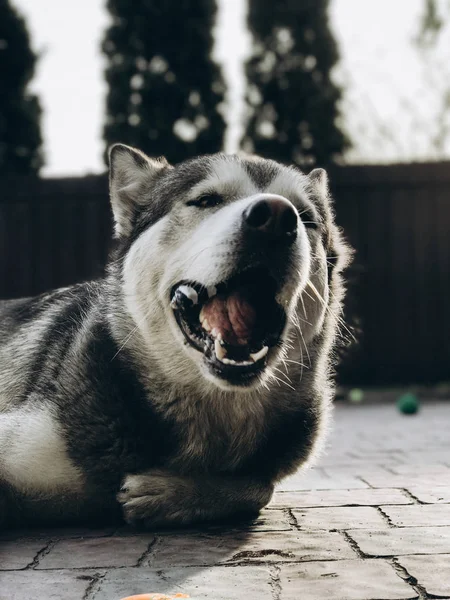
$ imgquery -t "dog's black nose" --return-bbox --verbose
[243,196,298,239]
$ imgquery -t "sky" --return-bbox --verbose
[11,0,450,177]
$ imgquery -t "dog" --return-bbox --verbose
[0,145,350,528]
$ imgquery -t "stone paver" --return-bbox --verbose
[148,530,355,568]
[347,526,450,556]
[269,488,413,508]
[408,485,450,503]
[396,450,450,465]
[362,471,450,489]
[381,503,450,526]
[95,566,272,600]
[280,560,417,600]
[0,526,116,542]
[397,554,450,597]
[234,508,291,531]
[0,570,95,600]
[0,539,49,570]
[1,399,449,599]
[278,468,368,491]
[293,506,387,530]
[388,464,450,476]
[36,536,155,569]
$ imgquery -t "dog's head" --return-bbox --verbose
[108,144,350,392]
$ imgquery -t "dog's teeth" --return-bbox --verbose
[207,285,217,298]
[211,328,223,340]
[222,357,253,366]
[177,285,198,305]
[222,357,235,365]
[250,346,269,363]
[199,307,211,331]
[215,338,227,361]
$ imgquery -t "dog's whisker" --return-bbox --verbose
[299,292,309,322]
[306,281,355,342]
[282,358,309,369]
[272,366,294,386]
[289,315,311,368]
[111,325,140,361]
[268,370,296,392]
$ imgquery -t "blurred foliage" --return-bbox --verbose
[0,0,43,175]
[415,0,446,48]
[103,0,226,164]
[242,0,348,167]
[414,0,450,154]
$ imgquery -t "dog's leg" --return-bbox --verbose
[117,469,274,528]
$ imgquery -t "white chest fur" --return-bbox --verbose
[0,406,84,494]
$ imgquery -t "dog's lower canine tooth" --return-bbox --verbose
[250,346,269,362]
[215,338,227,361]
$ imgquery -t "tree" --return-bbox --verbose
[242,0,348,167]
[103,0,226,164]
[415,0,446,48]
[413,0,450,156]
[0,0,43,175]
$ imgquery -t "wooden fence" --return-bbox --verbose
[1,162,449,386]
[330,162,450,386]
[0,175,112,298]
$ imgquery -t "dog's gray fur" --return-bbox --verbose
[0,145,350,529]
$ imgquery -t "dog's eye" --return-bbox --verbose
[300,211,319,230]
[187,193,223,208]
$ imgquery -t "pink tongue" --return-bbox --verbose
[201,292,256,346]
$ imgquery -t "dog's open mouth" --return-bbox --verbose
[170,267,286,383]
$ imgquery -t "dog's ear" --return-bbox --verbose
[308,168,329,198]
[307,167,333,220]
[109,144,171,238]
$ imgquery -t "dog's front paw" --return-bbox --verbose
[117,469,199,528]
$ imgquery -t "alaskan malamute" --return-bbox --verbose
[0,145,350,528]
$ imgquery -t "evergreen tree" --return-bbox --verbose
[103,0,226,164]
[415,0,445,48]
[242,0,348,167]
[0,0,43,175]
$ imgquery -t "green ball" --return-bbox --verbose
[397,393,419,415]
[349,388,364,403]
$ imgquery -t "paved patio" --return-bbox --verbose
[1,398,449,600]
